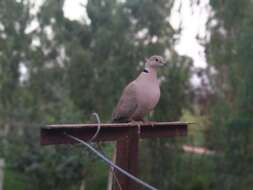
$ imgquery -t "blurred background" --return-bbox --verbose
[0,0,253,189]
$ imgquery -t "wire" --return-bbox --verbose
[90,112,122,189]
[64,133,158,190]
[111,165,123,190]
[89,112,101,142]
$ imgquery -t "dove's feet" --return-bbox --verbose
[142,120,158,127]
[129,120,144,134]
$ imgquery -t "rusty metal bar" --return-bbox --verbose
[127,127,139,190]
[41,122,188,145]
[65,133,157,190]
[40,122,189,190]
[115,135,129,189]
[44,121,189,129]
[140,123,187,138]
[115,127,140,190]
[41,127,129,145]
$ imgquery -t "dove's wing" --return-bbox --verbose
[112,82,138,123]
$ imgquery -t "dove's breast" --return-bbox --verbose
[131,77,160,120]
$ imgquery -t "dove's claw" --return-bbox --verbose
[130,120,143,135]
[143,120,157,127]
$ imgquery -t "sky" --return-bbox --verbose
[170,0,210,68]
[24,0,211,85]
[63,0,211,69]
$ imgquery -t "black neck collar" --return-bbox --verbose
[143,68,149,73]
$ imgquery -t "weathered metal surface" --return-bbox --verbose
[41,127,129,145]
[115,127,139,190]
[115,135,129,189]
[41,122,188,145]
[127,127,139,190]
[0,159,4,190]
[140,123,187,138]
[46,121,189,129]
[40,122,189,190]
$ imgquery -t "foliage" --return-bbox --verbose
[4,169,28,190]
[205,0,253,189]
[2,0,253,189]
[0,0,194,189]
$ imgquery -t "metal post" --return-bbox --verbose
[40,122,189,190]
[115,127,139,190]
[0,159,4,190]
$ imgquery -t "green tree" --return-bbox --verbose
[0,0,194,189]
[205,0,253,189]
[0,0,32,124]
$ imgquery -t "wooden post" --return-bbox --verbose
[0,159,4,190]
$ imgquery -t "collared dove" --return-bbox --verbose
[112,55,165,123]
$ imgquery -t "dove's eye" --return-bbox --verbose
[155,58,158,62]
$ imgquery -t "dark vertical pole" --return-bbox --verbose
[115,135,129,190]
[115,127,139,190]
[127,127,139,190]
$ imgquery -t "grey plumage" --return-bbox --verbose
[112,55,165,123]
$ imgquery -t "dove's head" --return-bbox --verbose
[145,55,166,69]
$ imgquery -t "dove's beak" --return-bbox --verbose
[160,62,167,67]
